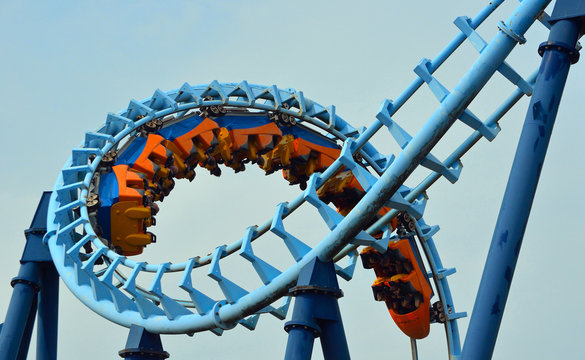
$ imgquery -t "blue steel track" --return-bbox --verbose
[33,0,577,358]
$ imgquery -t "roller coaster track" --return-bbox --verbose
[44,0,556,357]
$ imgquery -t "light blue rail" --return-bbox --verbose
[45,0,549,358]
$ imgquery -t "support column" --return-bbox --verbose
[16,295,37,360]
[37,263,59,360]
[462,3,584,359]
[0,192,60,360]
[0,262,41,360]
[119,325,169,360]
[284,258,350,360]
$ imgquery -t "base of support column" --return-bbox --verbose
[284,258,350,360]
[119,325,169,360]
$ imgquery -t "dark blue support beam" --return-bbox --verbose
[284,258,350,360]
[319,318,350,359]
[0,192,60,360]
[284,310,318,360]
[16,295,37,360]
[37,263,59,360]
[462,2,584,359]
[0,262,41,360]
[119,325,169,360]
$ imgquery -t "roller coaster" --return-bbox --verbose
[1,0,583,359]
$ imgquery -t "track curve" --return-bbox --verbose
[44,1,549,358]
[46,82,402,334]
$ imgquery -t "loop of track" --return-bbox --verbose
[47,82,404,334]
[45,2,548,358]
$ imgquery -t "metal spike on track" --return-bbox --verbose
[239,227,282,285]
[208,246,249,303]
[179,258,217,315]
[122,263,165,319]
[270,204,312,262]
[149,263,192,319]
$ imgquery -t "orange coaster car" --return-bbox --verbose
[361,239,433,339]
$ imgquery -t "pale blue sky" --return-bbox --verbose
[0,1,584,359]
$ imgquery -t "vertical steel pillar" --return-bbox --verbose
[0,262,41,360]
[37,263,59,360]
[16,296,37,360]
[462,2,584,359]
[119,325,169,360]
[0,192,59,360]
[284,258,350,360]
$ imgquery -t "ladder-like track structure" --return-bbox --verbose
[41,0,564,358]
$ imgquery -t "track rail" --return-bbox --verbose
[45,0,550,358]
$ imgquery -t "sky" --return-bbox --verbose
[0,0,584,359]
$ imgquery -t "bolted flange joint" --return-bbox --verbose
[10,277,40,294]
[538,41,580,64]
[212,300,237,330]
[289,285,343,298]
[118,348,170,359]
[284,320,321,338]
